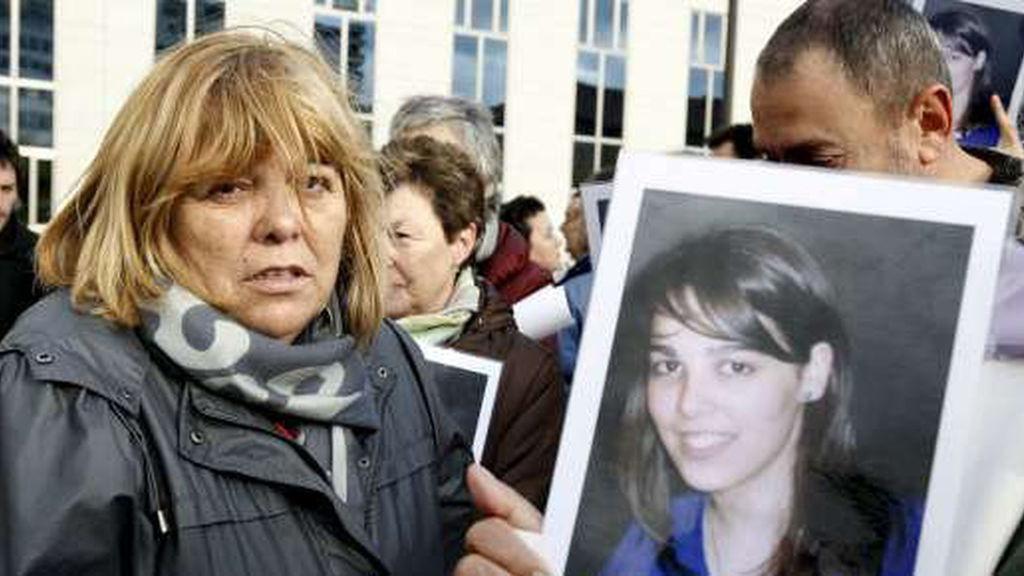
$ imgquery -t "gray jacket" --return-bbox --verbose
[0,291,474,576]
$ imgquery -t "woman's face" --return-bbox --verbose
[645,306,829,496]
[384,184,475,318]
[940,35,987,127]
[172,154,347,343]
[526,210,562,273]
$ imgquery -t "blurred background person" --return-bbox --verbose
[930,9,1000,148]
[381,135,565,510]
[706,123,759,159]
[0,131,40,339]
[390,95,551,304]
[500,194,563,275]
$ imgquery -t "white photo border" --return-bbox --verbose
[580,181,614,266]
[420,345,503,461]
[541,153,1012,575]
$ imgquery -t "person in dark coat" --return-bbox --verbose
[0,131,40,339]
[381,135,566,511]
[1,30,544,576]
[389,95,552,304]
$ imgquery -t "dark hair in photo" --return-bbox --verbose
[500,195,547,241]
[379,135,486,247]
[757,0,950,120]
[617,226,862,572]
[929,9,996,129]
[706,123,758,159]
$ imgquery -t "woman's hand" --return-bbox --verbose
[454,464,551,576]
[991,94,1024,159]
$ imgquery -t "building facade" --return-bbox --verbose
[41,0,801,230]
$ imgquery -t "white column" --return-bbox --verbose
[54,0,155,206]
[224,0,313,44]
[503,0,577,224]
[373,0,455,148]
[623,0,689,152]
[729,0,802,122]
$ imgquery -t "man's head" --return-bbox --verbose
[389,96,503,260]
[0,132,20,231]
[752,0,956,176]
[561,191,588,261]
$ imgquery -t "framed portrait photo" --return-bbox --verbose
[420,345,502,461]
[914,0,1024,145]
[580,180,614,266]
[541,153,1012,575]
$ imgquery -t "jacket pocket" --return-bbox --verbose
[377,434,437,488]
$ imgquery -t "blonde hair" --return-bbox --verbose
[37,29,384,346]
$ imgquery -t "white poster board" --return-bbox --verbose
[580,180,614,266]
[420,345,502,461]
[541,153,1011,575]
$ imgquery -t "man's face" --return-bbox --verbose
[752,48,919,175]
[0,162,18,230]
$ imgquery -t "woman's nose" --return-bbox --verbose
[675,372,713,417]
[256,187,303,244]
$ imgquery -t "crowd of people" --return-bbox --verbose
[1,0,1023,574]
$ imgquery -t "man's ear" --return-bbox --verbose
[797,342,833,404]
[909,83,954,166]
[449,222,479,269]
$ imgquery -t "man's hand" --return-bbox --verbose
[992,94,1024,159]
[454,464,551,576]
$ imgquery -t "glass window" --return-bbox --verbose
[333,0,358,11]
[314,15,342,73]
[618,0,628,49]
[20,0,50,80]
[18,88,50,147]
[599,143,619,171]
[689,12,700,64]
[686,67,707,147]
[155,0,187,52]
[602,54,625,138]
[705,13,722,67]
[452,34,478,99]
[578,0,588,43]
[594,0,613,48]
[348,21,375,113]
[471,0,492,31]
[365,0,375,12]
[455,0,465,25]
[483,39,506,126]
[195,0,224,37]
[499,0,508,32]
[37,158,50,222]
[0,86,9,135]
[712,70,726,133]
[575,51,599,136]
[572,141,595,186]
[0,0,9,75]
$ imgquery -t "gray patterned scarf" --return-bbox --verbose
[139,283,378,501]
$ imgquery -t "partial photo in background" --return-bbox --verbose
[421,345,502,460]
[541,154,1011,576]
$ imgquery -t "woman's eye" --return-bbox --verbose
[206,181,247,200]
[305,175,331,194]
[720,360,755,377]
[649,359,681,376]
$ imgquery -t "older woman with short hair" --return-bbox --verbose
[381,135,566,511]
[0,30,541,576]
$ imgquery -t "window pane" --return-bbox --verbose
[195,0,225,37]
[602,54,625,138]
[483,39,506,126]
[155,0,187,53]
[689,12,699,64]
[0,86,9,136]
[599,143,619,172]
[20,0,50,80]
[578,0,588,43]
[37,158,51,223]
[18,88,51,147]
[499,0,508,32]
[705,13,722,67]
[712,70,726,134]
[472,0,492,31]
[452,34,478,99]
[0,0,9,75]
[365,0,375,12]
[314,15,342,74]
[686,67,707,146]
[348,21,375,114]
[333,0,358,10]
[455,0,465,25]
[575,51,599,136]
[572,141,595,186]
[594,0,613,48]
[618,0,628,49]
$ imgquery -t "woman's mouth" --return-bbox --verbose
[678,431,735,458]
[245,266,311,293]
